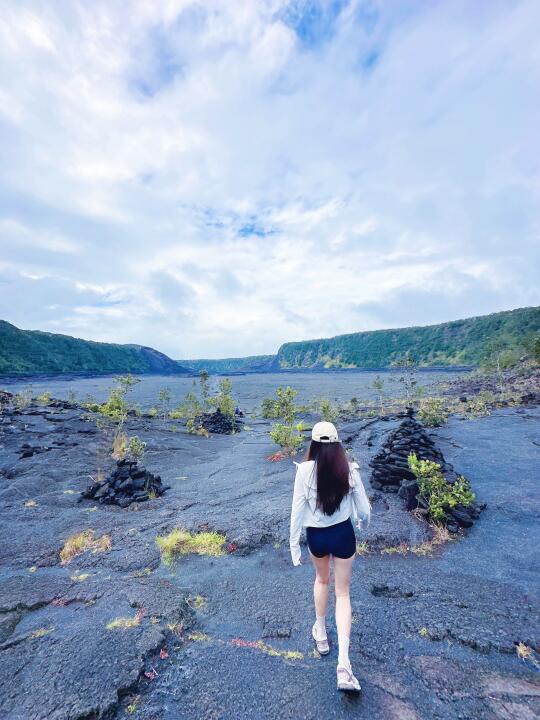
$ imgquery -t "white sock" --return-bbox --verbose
[315,614,327,638]
[338,633,350,668]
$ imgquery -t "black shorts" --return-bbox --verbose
[306,517,356,559]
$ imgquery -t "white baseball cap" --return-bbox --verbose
[312,421,339,443]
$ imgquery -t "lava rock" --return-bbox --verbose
[449,505,474,528]
[198,408,242,435]
[398,479,419,511]
[79,460,168,508]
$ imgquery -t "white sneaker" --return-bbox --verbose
[337,664,361,691]
[312,622,330,655]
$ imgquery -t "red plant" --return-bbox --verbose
[266,451,288,462]
[226,542,237,553]
[231,638,259,649]
[144,668,157,680]
[51,598,68,607]
[135,607,145,622]
[159,647,169,659]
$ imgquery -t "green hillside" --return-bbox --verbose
[274,306,540,369]
[178,355,275,374]
[0,321,192,376]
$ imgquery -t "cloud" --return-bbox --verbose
[0,0,539,358]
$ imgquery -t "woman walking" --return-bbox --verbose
[289,421,371,691]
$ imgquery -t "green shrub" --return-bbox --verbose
[158,388,171,418]
[261,386,299,424]
[127,436,146,462]
[314,397,339,423]
[408,453,475,521]
[269,422,305,454]
[465,391,494,418]
[208,378,236,418]
[97,375,140,422]
[372,376,385,413]
[36,391,51,405]
[418,397,448,427]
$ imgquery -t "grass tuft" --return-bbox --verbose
[59,530,112,564]
[70,572,90,582]
[356,541,370,555]
[156,528,225,565]
[230,637,303,661]
[188,595,207,610]
[106,615,140,630]
[30,627,53,639]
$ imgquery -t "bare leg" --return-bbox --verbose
[310,552,330,638]
[333,554,355,668]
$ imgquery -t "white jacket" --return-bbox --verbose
[289,460,371,565]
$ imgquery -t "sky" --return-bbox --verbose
[0,0,539,359]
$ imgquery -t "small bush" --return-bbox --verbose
[127,435,146,462]
[208,378,236,418]
[156,528,225,565]
[261,386,299,424]
[418,397,448,427]
[314,397,339,423]
[465,391,494,418]
[36,391,51,405]
[408,453,475,522]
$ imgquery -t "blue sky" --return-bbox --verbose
[0,0,539,358]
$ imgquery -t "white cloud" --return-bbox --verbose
[0,0,538,358]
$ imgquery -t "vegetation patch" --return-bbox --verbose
[106,615,141,630]
[156,528,225,565]
[408,453,475,522]
[188,595,207,610]
[70,572,91,582]
[29,627,54,640]
[59,529,112,565]
[418,397,448,427]
[230,637,303,661]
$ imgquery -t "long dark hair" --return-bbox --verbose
[305,440,351,515]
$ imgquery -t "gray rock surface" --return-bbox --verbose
[0,401,538,719]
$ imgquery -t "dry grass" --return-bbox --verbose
[419,627,430,638]
[106,615,140,630]
[188,595,207,610]
[59,529,112,564]
[188,631,210,641]
[230,638,303,661]
[411,523,453,556]
[112,432,127,460]
[381,542,410,555]
[356,541,370,555]
[29,627,54,639]
[516,642,533,660]
[167,620,185,637]
[70,572,90,582]
[156,528,225,565]
[24,499,38,508]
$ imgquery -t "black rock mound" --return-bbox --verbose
[369,409,484,532]
[198,408,242,434]
[79,459,170,508]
